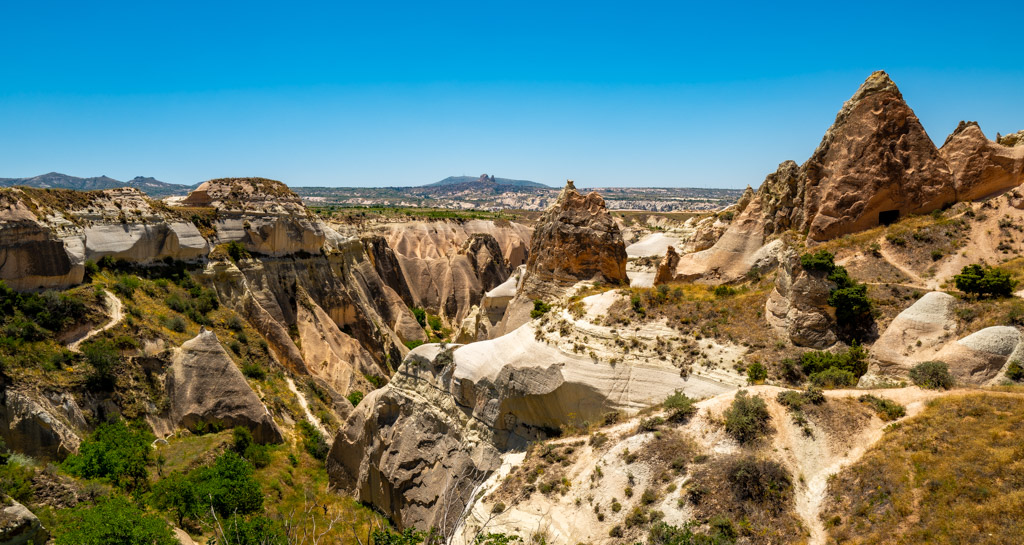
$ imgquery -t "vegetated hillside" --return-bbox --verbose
[0,172,196,197]
[822,392,1024,544]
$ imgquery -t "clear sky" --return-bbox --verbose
[2,1,1022,188]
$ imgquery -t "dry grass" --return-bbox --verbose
[822,393,1024,544]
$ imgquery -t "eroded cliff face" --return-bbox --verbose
[374,220,528,326]
[662,71,1023,284]
[940,121,1024,202]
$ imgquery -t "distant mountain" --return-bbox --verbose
[0,172,196,198]
[425,174,549,189]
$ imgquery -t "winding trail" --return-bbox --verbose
[67,291,124,352]
[286,377,328,437]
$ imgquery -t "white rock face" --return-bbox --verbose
[83,222,209,263]
[0,388,84,460]
[869,292,957,373]
[865,292,1023,386]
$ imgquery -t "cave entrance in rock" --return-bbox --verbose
[879,209,900,226]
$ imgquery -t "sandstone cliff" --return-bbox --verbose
[165,330,283,443]
[940,121,1024,202]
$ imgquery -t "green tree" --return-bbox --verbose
[63,420,153,491]
[151,471,201,527]
[191,451,264,518]
[54,496,177,545]
[954,264,1017,298]
[663,390,698,423]
[908,361,955,390]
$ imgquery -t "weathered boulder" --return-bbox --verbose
[0,498,48,545]
[932,326,1024,385]
[764,252,837,348]
[940,121,1024,201]
[868,291,957,376]
[166,330,282,443]
[654,245,680,285]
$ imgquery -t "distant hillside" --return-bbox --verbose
[0,172,196,198]
[426,174,549,189]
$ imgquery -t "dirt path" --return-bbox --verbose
[286,377,328,436]
[876,242,930,289]
[67,291,124,352]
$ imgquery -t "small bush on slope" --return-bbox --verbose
[723,390,771,443]
[63,419,154,491]
[954,263,1017,298]
[822,394,1024,544]
[53,496,176,545]
[909,360,955,390]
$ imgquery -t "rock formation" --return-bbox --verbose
[0,498,48,545]
[491,182,628,336]
[764,252,838,348]
[940,121,1024,202]
[328,345,503,534]
[0,384,84,461]
[522,180,627,288]
[662,71,985,284]
[867,291,957,379]
[165,330,283,443]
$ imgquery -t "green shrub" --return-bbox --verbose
[799,250,836,272]
[713,285,737,298]
[0,458,34,503]
[297,420,329,461]
[800,344,868,387]
[727,456,792,505]
[241,362,266,380]
[225,241,251,262]
[112,275,141,300]
[723,390,771,443]
[631,294,646,316]
[54,496,177,545]
[426,314,443,331]
[810,367,857,388]
[82,339,121,386]
[776,386,826,411]
[347,390,364,407]
[226,315,245,332]
[410,307,427,327]
[221,515,286,545]
[63,419,154,490]
[663,390,697,423]
[530,300,551,319]
[746,361,767,384]
[858,394,906,421]
[1007,360,1024,382]
[954,264,1017,298]
[908,360,954,390]
[404,339,425,350]
[167,315,186,333]
[192,451,264,517]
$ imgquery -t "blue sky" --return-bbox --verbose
[2,1,1022,188]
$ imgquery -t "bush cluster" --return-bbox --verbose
[858,394,906,421]
[151,451,263,528]
[723,390,771,443]
[954,264,1017,298]
[663,390,698,423]
[63,420,154,491]
[800,344,868,388]
[908,361,955,390]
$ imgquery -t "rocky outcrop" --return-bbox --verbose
[362,235,415,307]
[186,178,330,256]
[0,498,48,545]
[522,181,627,288]
[491,182,628,336]
[662,71,963,283]
[764,252,837,348]
[864,293,1023,386]
[654,246,680,285]
[932,327,1024,385]
[867,292,957,377]
[0,384,84,461]
[328,345,503,534]
[165,330,282,443]
[940,121,1024,202]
